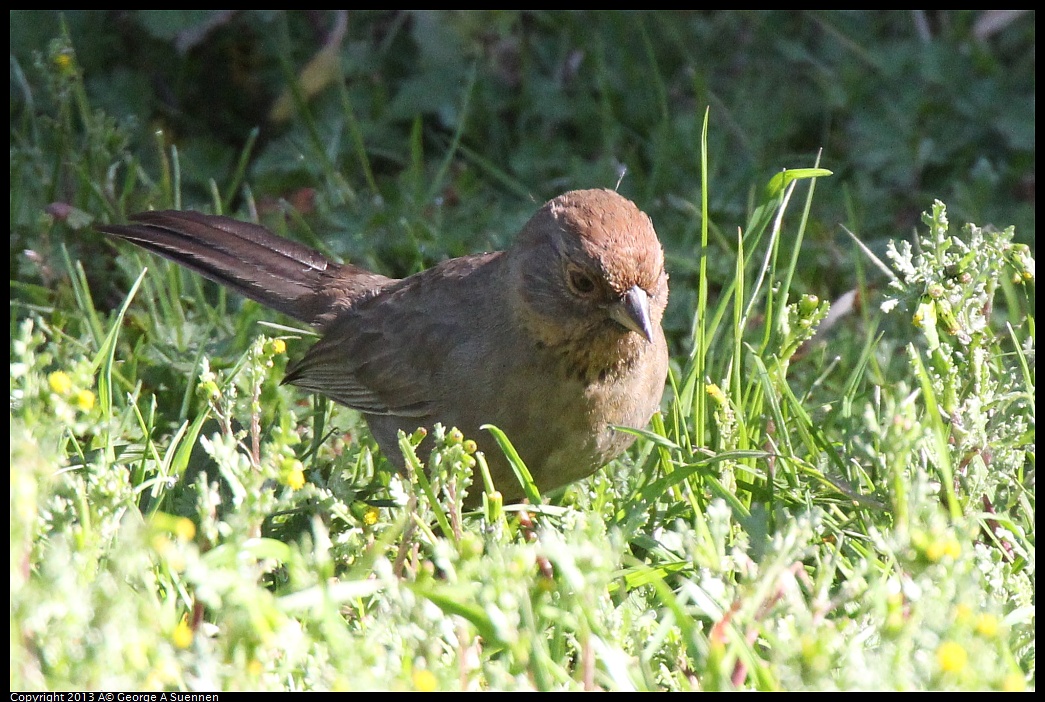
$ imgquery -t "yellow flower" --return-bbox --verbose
[48,370,73,395]
[974,613,999,638]
[936,640,967,673]
[175,517,197,541]
[279,455,307,490]
[706,383,726,404]
[363,506,379,526]
[151,534,171,555]
[286,468,306,490]
[54,51,75,73]
[412,669,438,692]
[926,535,960,562]
[270,338,287,355]
[1002,673,1026,692]
[74,389,96,411]
[173,615,194,649]
[926,542,944,562]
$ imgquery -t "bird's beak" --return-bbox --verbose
[609,285,655,342]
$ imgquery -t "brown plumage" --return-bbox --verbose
[98,189,669,504]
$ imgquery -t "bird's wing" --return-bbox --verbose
[282,251,504,417]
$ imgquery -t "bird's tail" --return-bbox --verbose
[98,210,388,327]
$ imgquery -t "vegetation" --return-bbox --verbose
[10,11,1034,690]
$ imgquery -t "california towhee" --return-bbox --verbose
[98,189,669,504]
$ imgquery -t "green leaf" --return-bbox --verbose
[764,167,833,199]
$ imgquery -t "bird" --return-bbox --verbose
[97,189,669,505]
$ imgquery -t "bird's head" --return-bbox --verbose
[510,189,669,376]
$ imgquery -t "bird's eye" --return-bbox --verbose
[568,267,598,296]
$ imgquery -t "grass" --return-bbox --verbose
[10,11,1035,691]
